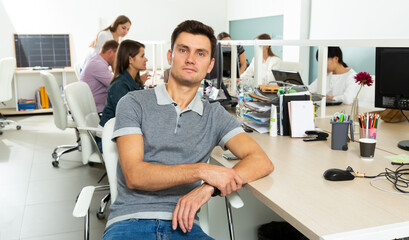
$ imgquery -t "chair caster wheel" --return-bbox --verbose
[96,212,105,220]
[52,161,59,167]
[16,125,21,130]
[88,162,96,167]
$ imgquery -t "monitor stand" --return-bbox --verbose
[398,140,409,151]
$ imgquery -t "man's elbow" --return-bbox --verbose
[124,174,146,190]
[265,160,274,175]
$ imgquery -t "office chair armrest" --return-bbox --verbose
[73,186,95,218]
[226,191,244,209]
[77,127,103,133]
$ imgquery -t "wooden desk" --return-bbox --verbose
[210,114,409,240]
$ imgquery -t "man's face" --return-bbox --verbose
[167,32,214,86]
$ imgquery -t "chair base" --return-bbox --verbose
[0,119,22,131]
[52,143,80,167]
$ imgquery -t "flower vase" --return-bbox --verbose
[350,97,360,134]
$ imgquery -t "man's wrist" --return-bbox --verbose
[211,187,221,197]
[202,182,220,197]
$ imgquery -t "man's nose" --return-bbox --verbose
[185,52,195,64]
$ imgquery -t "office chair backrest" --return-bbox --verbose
[102,118,119,203]
[41,71,69,130]
[0,57,17,102]
[65,82,101,164]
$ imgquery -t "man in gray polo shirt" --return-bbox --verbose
[103,20,274,240]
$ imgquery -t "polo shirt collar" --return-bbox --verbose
[155,84,203,116]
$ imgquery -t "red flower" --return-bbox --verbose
[354,72,373,86]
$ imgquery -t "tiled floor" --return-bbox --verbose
[0,114,108,240]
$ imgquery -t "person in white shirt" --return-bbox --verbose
[83,15,131,67]
[309,47,359,104]
[240,33,281,83]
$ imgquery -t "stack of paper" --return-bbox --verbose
[244,102,271,112]
[242,121,270,134]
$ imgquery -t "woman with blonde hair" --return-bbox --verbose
[240,33,281,83]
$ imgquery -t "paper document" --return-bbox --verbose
[243,112,270,123]
[244,102,272,112]
[243,121,270,134]
[288,100,315,138]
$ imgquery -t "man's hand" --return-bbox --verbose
[326,95,334,100]
[172,183,214,233]
[199,165,243,197]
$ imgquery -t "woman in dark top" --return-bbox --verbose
[99,39,148,127]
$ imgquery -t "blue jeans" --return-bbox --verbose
[103,219,214,240]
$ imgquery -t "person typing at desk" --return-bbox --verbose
[102,20,274,240]
[309,47,359,104]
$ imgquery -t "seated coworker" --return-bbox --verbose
[240,33,281,83]
[102,20,274,240]
[217,32,247,75]
[309,47,359,104]
[99,39,149,128]
[80,40,119,113]
[96,40,148,152]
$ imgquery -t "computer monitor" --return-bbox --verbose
[272,69,304,86]
[204,43,234,105]
[375,47,409,150]
[207,43,240,87]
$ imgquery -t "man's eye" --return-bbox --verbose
[198,52,205,57]
[180,49,187,53]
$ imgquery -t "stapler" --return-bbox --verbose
[303,130,329,142]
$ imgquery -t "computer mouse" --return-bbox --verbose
[323,168,355,181]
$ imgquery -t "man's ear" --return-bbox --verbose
[167,49,173,65]
[207,57,215,74]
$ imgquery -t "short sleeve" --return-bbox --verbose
[95,30,113,53]
[112,93,143,140]
[237,45,245,55]
[212,104,244,149]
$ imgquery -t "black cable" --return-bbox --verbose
[397,95,409,123]
[365,165,409,193]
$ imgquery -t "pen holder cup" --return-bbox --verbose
[359,127,377,140]
[331,120,354,151]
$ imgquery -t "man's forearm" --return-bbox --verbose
[122,161,207,191]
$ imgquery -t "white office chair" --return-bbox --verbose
[0,57,21,135]
[41,71,80,167]
[278,61,303,75]
[64,81,103,165]
[73,118,244,240]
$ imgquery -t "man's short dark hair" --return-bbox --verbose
[101,40,119,54]
[171,20,216,58]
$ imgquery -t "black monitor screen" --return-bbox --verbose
[272,69,303,85]
[375,47,409,110]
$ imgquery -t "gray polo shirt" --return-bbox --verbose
[107,84,243,227]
